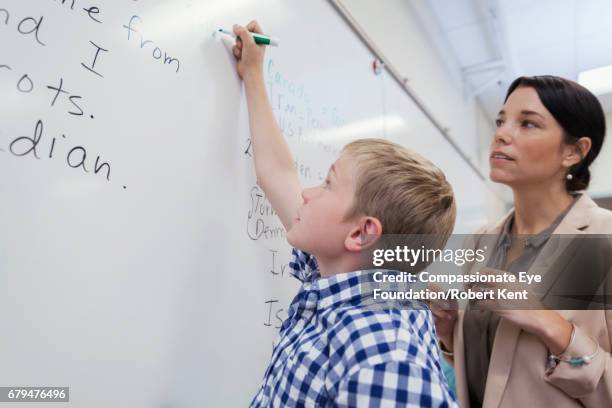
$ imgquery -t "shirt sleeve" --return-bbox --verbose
[543,262,612,404]
[288,247,319,283]
[333,361,458,408]
[544,323,611,401]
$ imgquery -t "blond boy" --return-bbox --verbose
[233,21,458,407]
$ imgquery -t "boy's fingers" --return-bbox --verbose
[232,45,240,59]
[246,20,262,34]
[232,24,255,45]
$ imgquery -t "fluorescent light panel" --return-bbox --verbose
[578,65,612,94]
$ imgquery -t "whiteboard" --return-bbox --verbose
[0,1,487,406]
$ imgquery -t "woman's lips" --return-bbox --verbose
[490,151,515,161]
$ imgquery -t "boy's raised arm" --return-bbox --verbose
[232,21,302,231]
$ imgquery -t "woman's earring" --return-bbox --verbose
[566,173,574,180]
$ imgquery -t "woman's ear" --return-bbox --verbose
[563,137,592,168]
[345,216,383,252]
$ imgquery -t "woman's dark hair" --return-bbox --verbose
[505,75,606,191]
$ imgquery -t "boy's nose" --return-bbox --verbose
[301,187,315,203]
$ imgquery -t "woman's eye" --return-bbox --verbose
[495,118,504,127]
[522,121,536,128]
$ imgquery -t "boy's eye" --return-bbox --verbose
[495,118,504,127]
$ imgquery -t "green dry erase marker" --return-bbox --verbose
[217,28,279,47]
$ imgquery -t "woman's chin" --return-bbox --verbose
[489,170,514,185]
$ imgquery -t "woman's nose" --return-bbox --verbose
[493,124,512,145]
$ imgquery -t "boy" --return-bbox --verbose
[232,21,458,407]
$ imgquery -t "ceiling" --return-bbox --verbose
[423,0,612,119]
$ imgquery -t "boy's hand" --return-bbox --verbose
[232,21,265,81]
[234,19,302,231]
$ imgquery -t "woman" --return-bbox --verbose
[434,75,612,407]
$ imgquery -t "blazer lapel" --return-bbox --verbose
[482,319,521,407]
[532,195,593,299]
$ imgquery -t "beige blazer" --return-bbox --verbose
[452,194,612,407]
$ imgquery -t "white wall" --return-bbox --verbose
[589,111,612,198]
[341,0,507,222]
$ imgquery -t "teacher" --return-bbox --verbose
[434,75,612,407]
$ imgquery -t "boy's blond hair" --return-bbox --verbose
[342,139,456,237]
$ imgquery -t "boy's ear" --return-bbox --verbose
[345,216,383,252]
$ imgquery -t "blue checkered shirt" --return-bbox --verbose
[250,249,458,407]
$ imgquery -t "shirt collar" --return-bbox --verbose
[314,270,370,310]
[497,216,553,249]
[312,269,423,311]
[497,194,581,250]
